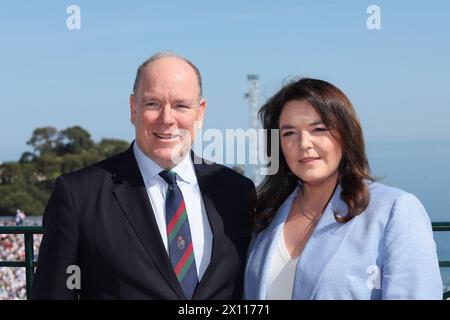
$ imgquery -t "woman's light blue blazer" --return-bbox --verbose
[244,182,443,299]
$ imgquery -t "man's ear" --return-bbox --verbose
[196,99,206,128]
[130,94,137,125]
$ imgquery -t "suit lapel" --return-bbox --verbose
[189,153,222,297]
[246,187,298,299]
[111,146,185,299]
[292,185,357,299]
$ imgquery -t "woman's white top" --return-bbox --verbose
[265,229,300,300]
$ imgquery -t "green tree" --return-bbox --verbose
[0,125,129,216]
[19,151,35,164]
[33,153,60,181]
[96,138,129,158]
[0,162,22,184]
[56,126,94,155]
[26,126,58,156]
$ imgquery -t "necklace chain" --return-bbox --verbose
[296,196,321,224]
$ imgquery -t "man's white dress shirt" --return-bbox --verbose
[133,143,213,280]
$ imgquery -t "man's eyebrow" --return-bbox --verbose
[173,98,193,104]
[141,95,158,100]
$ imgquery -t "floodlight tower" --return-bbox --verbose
[245,74,264,186]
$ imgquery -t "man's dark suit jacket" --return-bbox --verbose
[31,144,256,299]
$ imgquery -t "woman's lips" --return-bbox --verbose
[299,157,320,164]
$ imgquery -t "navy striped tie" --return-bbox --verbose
[159,170,198,299]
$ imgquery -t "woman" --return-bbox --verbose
[244,78,443,300]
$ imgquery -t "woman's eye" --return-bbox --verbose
[313,127,328,132]
[282,131,295,137]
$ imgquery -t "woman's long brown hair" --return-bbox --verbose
[255,78,374,233]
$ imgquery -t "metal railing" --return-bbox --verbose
[0,223,449,299]
[432,222,450,299]
[0,225,43,299]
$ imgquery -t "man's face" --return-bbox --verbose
[130,57,206,169]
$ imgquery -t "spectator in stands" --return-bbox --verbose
[15,209,26,226]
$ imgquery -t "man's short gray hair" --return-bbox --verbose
[132,52,203,99]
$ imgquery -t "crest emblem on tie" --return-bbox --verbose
[176,236,186,250]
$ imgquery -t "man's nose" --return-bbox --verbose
[158,104,176,124]
[299,130,313,150]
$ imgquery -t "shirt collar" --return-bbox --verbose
[133,141,195,184]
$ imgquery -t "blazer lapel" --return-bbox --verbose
[292,184,357,299]
[112,146,185,299]
[245,187,299,299]
[189,153,223,297]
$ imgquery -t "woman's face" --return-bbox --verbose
[279,99,342,187]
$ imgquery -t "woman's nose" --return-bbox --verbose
[299,130,313,150]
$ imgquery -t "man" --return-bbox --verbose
[32,52,256,299]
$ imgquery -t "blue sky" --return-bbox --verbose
[1,0,450,162]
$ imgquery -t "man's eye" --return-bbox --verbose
[145,101,159,108]
[282,131,295,137]
[174,105,190,111]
